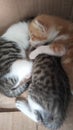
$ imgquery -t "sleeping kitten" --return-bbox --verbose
[16,54,71,129]
[0,22,33,97]
[29,14,73,62]
[29,14,73,46]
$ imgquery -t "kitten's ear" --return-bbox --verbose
[33,20,47,33]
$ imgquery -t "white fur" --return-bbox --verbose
[16,100,39,122]
[47,27,59,42]
[29,38,47,46]
[16,100,37,122]
[2,22,29,50]
[16,96,43,122]
[29,44,66,59]
[4,60,33,88]
[28,96,43,111]
[55,34,69,41]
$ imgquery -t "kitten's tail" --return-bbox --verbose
[0,79,30,97]
[5,82,30,97]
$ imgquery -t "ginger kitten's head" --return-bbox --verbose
[29,15,73,47]
[29,15,60,47]
[29,16,48,46]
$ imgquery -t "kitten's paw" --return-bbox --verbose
[50,44,66,56]
[29,50,36,59]
[16,100,23,108]
[16,100,26,110]
[34,111,42,123]
[29,46,43,59]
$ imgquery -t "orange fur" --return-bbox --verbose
[29,14,73,46]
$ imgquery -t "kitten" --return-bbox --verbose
[29,14,73,62]
[0,22,33,97]
[29,14,73,46]
[16,54,71,130]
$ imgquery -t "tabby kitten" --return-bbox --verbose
[0,22,33,97]
[16,54,71,129]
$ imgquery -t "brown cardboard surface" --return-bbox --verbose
[0,111,37,130]
[0,98,73,130]
[0,91,28,111]
[0,0,73,34]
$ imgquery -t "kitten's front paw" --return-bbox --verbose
[50,44,66,56]
[16,100,26,110]
[29,46,42,59]
[16,100,23,109]
[29,51,36,59]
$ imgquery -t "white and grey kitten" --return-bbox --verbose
[16,54,71,130]
[0,22,33,97]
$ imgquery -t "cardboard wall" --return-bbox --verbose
[0,0,73,34]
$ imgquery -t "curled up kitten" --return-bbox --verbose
[29,14,73,65]
[16,54,71,129]
[29,14,73,46]
[0,22,33,97]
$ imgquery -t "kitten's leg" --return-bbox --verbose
[0,77,30,97]
[29,44,66,60]
[16,99,39,122]
[29,34,70,59]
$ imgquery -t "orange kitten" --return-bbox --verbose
[29,14,73,46]
[29,14,73,61]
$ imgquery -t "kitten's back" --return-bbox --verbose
[29,54,70,105]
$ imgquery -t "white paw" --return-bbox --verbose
[29,51,36,59]
[50,45,66,57]
[57,47,66,56]
[16,100,25,110]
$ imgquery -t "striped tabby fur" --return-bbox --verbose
[16,54,71,129]
[0,22,32,97]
